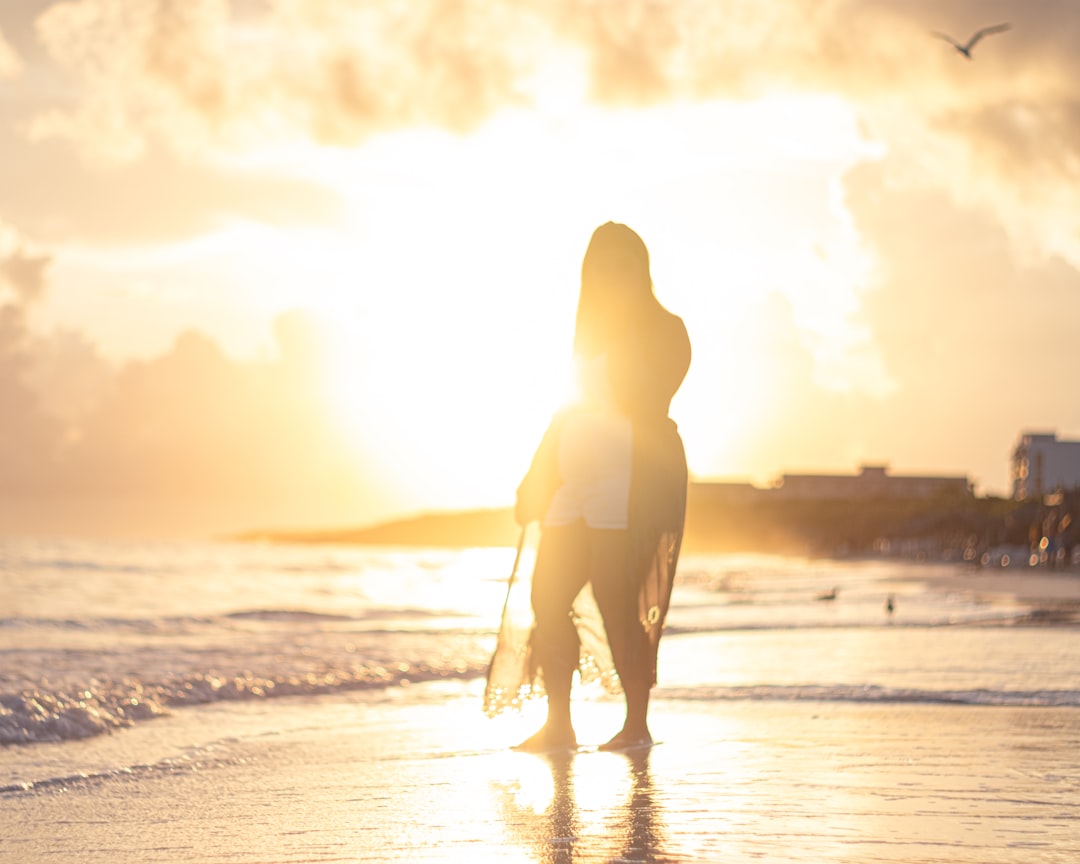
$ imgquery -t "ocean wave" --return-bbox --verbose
[225,609,359,622]
[0,615,218,632]
[8,671,1074,752]
[0,661,485,748]
[660,616,1027,636]
[655,683,1080,708]
[0,606,460,632]
[0,741,252,798]
[225,607,456,622]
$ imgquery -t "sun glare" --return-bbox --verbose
[244,93,883,501]
[41,90,887,512]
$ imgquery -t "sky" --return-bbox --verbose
[2,0,1080,539]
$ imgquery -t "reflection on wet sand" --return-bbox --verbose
[496,748,667,863]
[619,749,665,863]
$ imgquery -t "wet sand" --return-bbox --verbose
[933,565,1080,600]
[918,564,1080,624]
[3,676,1079,864]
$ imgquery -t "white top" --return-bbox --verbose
[543,355,632,530]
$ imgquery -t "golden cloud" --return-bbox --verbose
[18,1,1080,274]
[0,26,21,78]
[30,0,544,158]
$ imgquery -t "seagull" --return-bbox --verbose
[931,23,1011,59]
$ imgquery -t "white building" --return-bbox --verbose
[1011,431,1080,500]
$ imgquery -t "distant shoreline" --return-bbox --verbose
[231,490,1078,565]
[230,507,522,550]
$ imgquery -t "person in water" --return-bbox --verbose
[513,222,691,751]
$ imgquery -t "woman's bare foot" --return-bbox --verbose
[597,728,652,752]
[514,723,578,753]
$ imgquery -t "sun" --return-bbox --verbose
[211,90,885,514]
[316,293,576,513]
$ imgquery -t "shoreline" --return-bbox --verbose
[913,561,1080,620]
[4,681,1079,863]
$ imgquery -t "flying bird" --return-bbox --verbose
[931,23,1011,59]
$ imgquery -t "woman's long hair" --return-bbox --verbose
[573,222,655,358]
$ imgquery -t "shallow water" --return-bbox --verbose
[1,536,1077,796]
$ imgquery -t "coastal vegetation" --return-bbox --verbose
[244,486,1080,563]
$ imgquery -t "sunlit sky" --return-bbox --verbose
[2,0,1080,538]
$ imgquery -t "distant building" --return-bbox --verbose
[772,464,971,501]
[689,480,762,507]
[1011,431,1080,500]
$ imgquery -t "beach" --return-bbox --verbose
[2,540,1079,862]
[4,680,1079,863]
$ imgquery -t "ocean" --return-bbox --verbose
[2,535,1078,798]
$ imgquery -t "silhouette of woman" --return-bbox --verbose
[512,222,691,751]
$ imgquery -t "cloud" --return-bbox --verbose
[22,1,890,155]
[21,2,1080,265]
[5,0,1079,512]
[20,1,1077,139]
[0,128,344,245]
[842,157,1080,490]
[29,0,538,158]
[0,303,64,493]
[0,243,52,304]
[701,131,1080,493]
[52,313,372,504]
[30,0,236,160]
[21,327,112,422]
[0,26,21,77]
[0,224,64,491]
[0,307,388,531]
[0,225,379,527]
[713,290,886,480]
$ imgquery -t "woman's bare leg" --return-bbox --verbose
[516,523,588,752]
[515,663,576,751]
[589,528,655,750]
[599,679,652,750]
